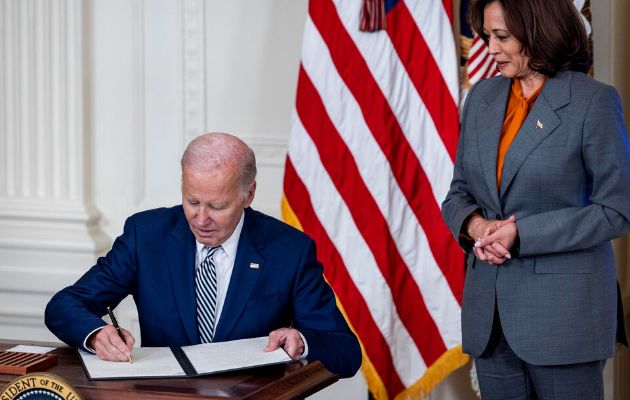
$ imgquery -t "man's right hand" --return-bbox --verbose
[88,325,135,361]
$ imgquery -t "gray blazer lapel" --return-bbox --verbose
[498,73,571,198]
[476,78,510,211]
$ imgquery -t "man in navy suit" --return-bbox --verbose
[45,132,361,378]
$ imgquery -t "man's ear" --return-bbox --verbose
[243,181,256,208]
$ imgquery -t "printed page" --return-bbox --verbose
[78,347,187,379]
[182,336,292,375]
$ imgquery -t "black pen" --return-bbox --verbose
[107,306,133,363]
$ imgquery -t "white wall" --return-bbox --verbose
[90,0,307,237]
[0,0,625,399]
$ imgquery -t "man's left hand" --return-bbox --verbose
[264,327,304,360]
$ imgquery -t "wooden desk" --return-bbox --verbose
[0,340,338,400]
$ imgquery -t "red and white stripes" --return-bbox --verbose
[283,1,466,398]
[466,34,500,85]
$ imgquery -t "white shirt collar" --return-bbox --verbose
[195,211,245,261]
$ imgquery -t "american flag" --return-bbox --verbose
[281,0,466,398]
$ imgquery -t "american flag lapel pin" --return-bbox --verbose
[249,262,260,269]
[536,120,543,129]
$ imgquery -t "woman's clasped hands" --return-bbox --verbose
[467,213,518,265]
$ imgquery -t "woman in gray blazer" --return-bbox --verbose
[442,0,630,398]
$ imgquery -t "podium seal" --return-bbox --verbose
[0,372,82,400]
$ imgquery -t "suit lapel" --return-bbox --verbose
[213,208,265,341]
[477,78,510,211]
[498,73,571,198]
[166,212,199,344]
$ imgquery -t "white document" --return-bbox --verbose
[78,347,187,379]
[182,336,291,375]
[6,345,56,354]
[78,336,291,380]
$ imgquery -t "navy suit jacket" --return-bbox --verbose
[45,207,361,377]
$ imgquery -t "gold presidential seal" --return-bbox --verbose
[0,372,82,400]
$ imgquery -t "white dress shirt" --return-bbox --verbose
[194,212,244,326]
[194,212,307,357]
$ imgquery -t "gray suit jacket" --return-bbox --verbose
[442,70,630,365]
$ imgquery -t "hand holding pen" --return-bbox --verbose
[105,306,134,363]
[87,307,135,362]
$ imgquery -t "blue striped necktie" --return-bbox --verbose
[196,246,221,343]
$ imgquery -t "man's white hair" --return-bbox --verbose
[181,132,257,193]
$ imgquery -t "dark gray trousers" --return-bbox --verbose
[474,311,605,400]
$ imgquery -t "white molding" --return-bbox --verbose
[0,0,109,255]
[0,4,5,195]
[0,238,106,254]
[4,0,17,197]
[0,306,43,327]
[0,266,81,294]
[0,198,101,222]
[0,304,60,342]
[67,0,83,200]
[132,0,147,207]
[182,0,206,144]
[53,0,69,199]
[1,0,86,200]
[0,198,110,253]
[240,135,289,168]
[0,3,6,196]
[18,0,34,198]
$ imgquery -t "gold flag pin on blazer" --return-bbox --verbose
[249,262,260,269]
[536,120,543,129]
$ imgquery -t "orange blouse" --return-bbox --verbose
[496,79,545,187]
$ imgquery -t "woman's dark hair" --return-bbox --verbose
[468,0,591,76]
